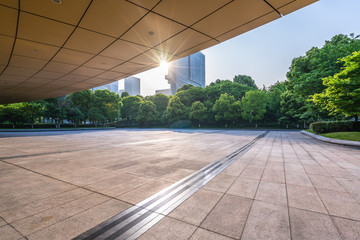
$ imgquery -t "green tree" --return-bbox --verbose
[136,100,158,126]
[241,90,268,127]
[264,81,286,122]
[205,80,253,104]
[287,34,360,98]
[147,93,169,116]
[282,34,360,123]
[69,90,92,123]
[175,85,206,107]
[166,96,188,123]
[313,51,360,121]
[21,101,44,128]
[121,96,143,121]
[212,93,241,127]
[121,91,130,98]
[88,107,105,127]
[190,101,207,127]
[0,104,23,128]
[280,91,306,126]
[43,97,68,128]
[66,107,84,127]
[233,75,257,89]
[92,90,121,122]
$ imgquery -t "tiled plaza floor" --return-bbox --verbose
[0,129,359,239]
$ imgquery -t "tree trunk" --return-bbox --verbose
[225,123,227,128]
[355,115,358,122]
[198,123,201,128]
[31,123,34,129]
[12,123,15,129]
[286,124,289,129]
[255,123,258,128]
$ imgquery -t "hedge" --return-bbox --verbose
[310,121,360,134]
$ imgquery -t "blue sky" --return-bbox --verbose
[126,0,360,96]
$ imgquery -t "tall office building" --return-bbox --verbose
[92,81,118,93]
[165,52,205,95]
[124,77,140,96]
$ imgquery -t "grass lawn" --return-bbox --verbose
[320,132,360,142]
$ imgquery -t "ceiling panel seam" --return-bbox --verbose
[263,0,283,16]
[0,0,20,78]
[5,0,93,93]
[52,1,162,88]
[6,0,96,91]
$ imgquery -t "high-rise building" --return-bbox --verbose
[165,52,205,95]
[124,77,140,96]
[92,81,118,93]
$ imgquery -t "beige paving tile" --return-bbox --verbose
[285,164,306,175]
[335,177,360,194]
[289,207,341,240]
[240,167,263,180]
[221,162,246,177]
[157,168,194,182]
[352,194,360,204]
[261,169,285,183]
[0,188,91,223]
[138,216,197,240]
[84,173,136,191]
[227,177,259,199]
[203,173,237,193]
[0,225,23,240]
[324,166,353,178]
[201,194,252,239]
[0,218,6,227]
[27,199,131,240]
[285,173,313,187]
[265,162,284,171]
[308,174,346,192]
[287,184,327,214]
[255,181,287,206]
[242,201,290,240]
[12,193,109,235]
[317,189,360,220]
[169,189,222,226]
[116,180,172,204]
[189,228,232,240]
[99,176,153,197]
[332,216,360,240]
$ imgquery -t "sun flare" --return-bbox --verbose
[160,60,169,74]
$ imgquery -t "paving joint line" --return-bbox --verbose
[239,132,275,239]
[281,132,294,240]
[193,132,268,240]
[291,134,357,237]
[0,159,139,211]
[74,131,269,240]
[0,214,27,239]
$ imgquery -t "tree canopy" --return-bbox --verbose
[241,90,268,125]
[313,51,360,120]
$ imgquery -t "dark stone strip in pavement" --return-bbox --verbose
[74,131,269,240]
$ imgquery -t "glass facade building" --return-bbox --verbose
[165,52,205,95]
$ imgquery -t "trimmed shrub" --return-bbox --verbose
[310,121,359,133]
